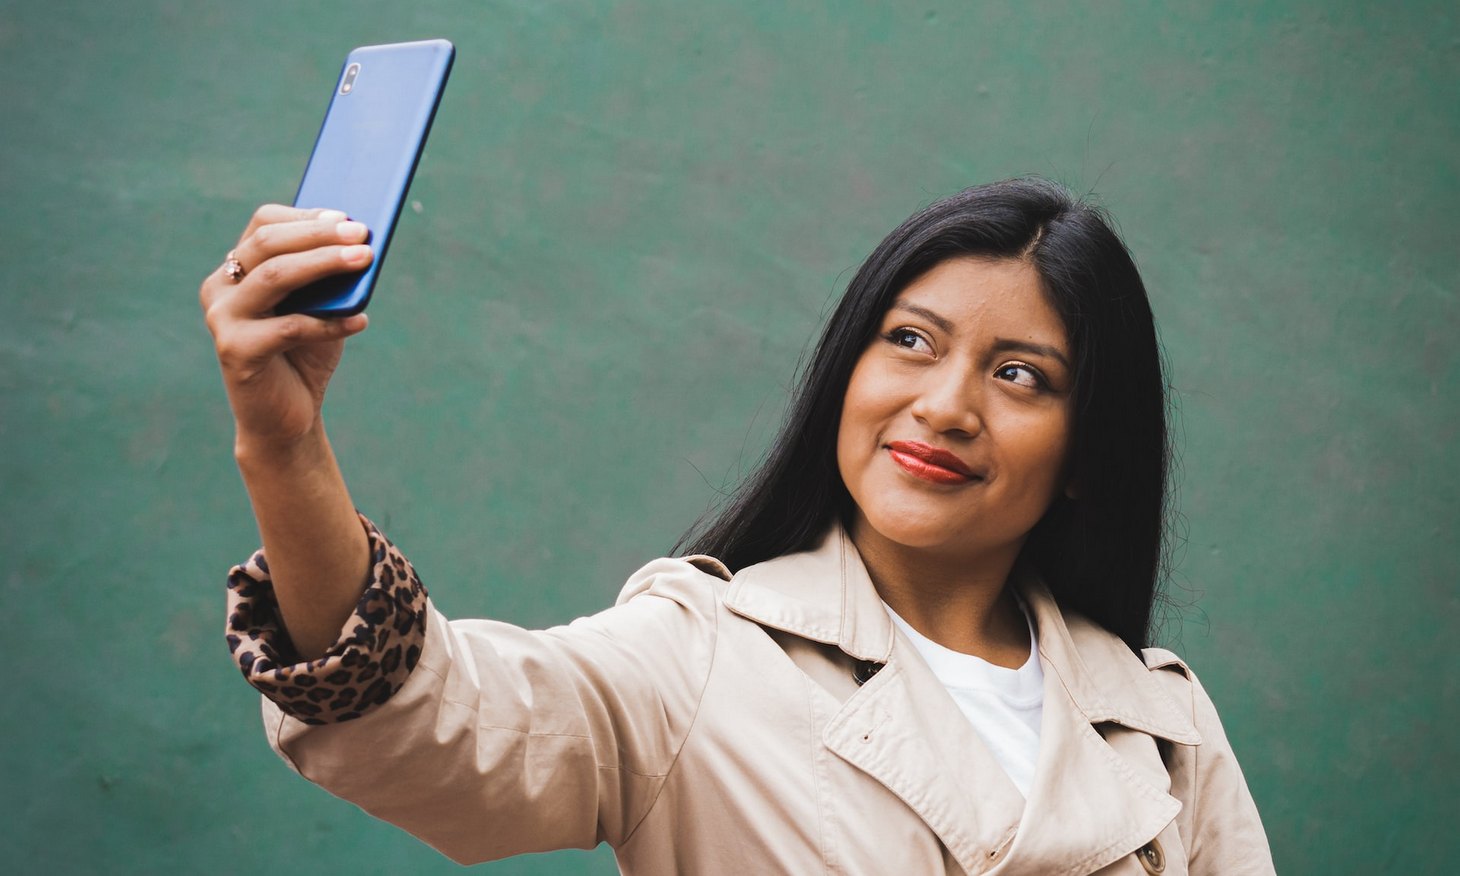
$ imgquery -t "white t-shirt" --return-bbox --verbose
[884,600,1044,798]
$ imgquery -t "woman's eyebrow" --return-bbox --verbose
[992,338,1071,369]
[891,302,1071,368]
[889,302,954,334]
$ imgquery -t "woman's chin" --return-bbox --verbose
[851,509,965,553]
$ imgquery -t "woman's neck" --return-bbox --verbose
[848,520,1031,669]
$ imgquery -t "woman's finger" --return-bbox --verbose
[215,242,375,316]
[217,312,369,373]
[228,214,367,278]
[234,204,347,247]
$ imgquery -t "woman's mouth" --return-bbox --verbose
[885,441,980,485]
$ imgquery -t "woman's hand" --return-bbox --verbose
[200,204,374,454]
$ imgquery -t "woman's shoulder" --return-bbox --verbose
[1140,645,1193,677]
[611,553,733,609]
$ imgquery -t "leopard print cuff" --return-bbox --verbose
[225,514,428,725]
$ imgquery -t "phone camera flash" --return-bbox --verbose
[340,63,361,95]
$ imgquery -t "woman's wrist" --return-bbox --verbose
[233,420,330,472]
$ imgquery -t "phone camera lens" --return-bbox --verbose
[340,63,360,95]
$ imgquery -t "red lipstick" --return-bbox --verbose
[885,441,979,485]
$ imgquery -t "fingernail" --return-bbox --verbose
[319,209,348,223]
[343,244,372,264]
[337,220,368,241]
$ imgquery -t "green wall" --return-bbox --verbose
[3,1,1455,872]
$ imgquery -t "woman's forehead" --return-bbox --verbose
[891,257,1068,345]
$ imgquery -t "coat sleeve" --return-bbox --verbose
[225,515,429,724]
[1151,654,1276,876]
[228,518,723,865]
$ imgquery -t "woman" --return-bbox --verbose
[206,178,1274,874]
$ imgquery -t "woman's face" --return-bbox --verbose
[836,256,1075,563]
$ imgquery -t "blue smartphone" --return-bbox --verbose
[277,39,455,317]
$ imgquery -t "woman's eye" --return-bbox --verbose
[885,328,933,354]
[995,363,1045,388]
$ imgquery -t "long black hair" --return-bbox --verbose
[677,177,1170,651]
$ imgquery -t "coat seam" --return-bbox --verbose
[1038,641,1093,725]
[271,707,302,774]
[618,582,722,846]
[1189,675,1202,856]
[597,763,668,779]
[800,667,836,875]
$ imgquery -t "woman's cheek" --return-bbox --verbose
[836,359,887,480]
[1012,410,1075,511]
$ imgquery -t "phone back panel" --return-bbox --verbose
[280,39,454,316]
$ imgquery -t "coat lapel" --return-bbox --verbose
[725,527,1202,876]
[991,579,1198,875]
[821,628,1027,874]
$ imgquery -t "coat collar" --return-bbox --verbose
[723,524,1199,745]
[724,525,1201,874]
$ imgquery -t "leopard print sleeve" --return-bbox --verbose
[224,514,428,725]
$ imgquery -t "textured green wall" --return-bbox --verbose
[3,1,1455,872]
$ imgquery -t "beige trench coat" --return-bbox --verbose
[262,526,1274,875]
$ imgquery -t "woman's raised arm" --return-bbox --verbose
[201,203,376,660]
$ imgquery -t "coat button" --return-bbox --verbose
[1137,838,1165,874]
[852,660,883,686]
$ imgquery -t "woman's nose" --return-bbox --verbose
[909,367,983,437]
